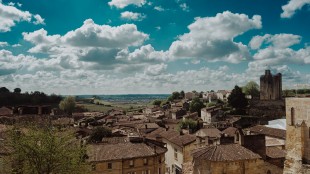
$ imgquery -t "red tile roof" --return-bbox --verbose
[247,125,286,139]
[266,147,286,159]
[87,142,167,162]
[192,144,261,162]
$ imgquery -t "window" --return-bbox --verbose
[143,158,148,165]
[291,107,295,125]
[91,164,96,171]
[107,162,112,169]
[142,170,151,174]
[174,148,178,160]
[158,167,161,174]
[129,160,134,167]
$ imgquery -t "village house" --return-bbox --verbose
[146,128,196,174]
[216,90,231,102]
[195,128,221,146]
[191,144,282,174]
[200,105,222,125]
[87,136,167,174]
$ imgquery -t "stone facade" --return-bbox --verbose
[260,70,282,100]
[284,98,310,174]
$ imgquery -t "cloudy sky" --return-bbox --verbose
[0,0,310,94]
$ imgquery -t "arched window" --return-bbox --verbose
[267,170,271,174]
[291,107,295,125]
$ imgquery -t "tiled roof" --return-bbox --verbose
[87,142,167,162]
[102,137,128,144]
[247,125,286,139]
[146,128,196,147]
[192,144,261,162]
[222,127,238,137]
[196,128,221,138]
[136,123,159,129]
[266,147,286,159]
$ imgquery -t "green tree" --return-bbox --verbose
[243,81,260,98]
[228,85,248,112]
[5,125,89,174]
[180,90,185,99]
[178,119,198,132]
[189,97,205,115]
[89,127,112,143]
[152,100,162,106]
[59,96,76,115]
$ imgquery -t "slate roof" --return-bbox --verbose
[222,127,238,137]
[266,147,286,159]
[247,125,286,139]
[192,144,261,162]
[87,142,167,162]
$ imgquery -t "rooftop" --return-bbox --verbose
[247,125,286,139]
[192,144,261,162]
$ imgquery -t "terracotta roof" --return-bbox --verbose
[102,137,128,144]
[87,142,167,162]
[247,125,286,139]
[192,144,261,162]
[222,127,238,137]
[159,129,196,147]
[136,123,159,129]
[266,147,286,159]
[146,127,196,147]
[196,128,221,138]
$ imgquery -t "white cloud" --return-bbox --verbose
[108,0,146,8]
[154,6,164,11]
[8,2,14,6]
[249,33,301,49]
[155,26,161,30]
[12,43,21,47]
[281,0,310,18]
[180,3,189,12]
[169,11,262,63]
[120,11,146,21]
[0,2,32,32]
[144,63,167,76]
[33,14,45,25]
[0,2,45,32]
[0,42,8,47]
[17,3,22,7]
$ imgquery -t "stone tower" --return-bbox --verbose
[260,70,282,100]
[284,98,310,174]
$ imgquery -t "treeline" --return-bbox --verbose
[283,88,310,97]
[0,87,62,107]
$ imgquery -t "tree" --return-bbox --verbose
[243,81,259,98]
[228,86,248,112]
[89,127,112,143]
[5,125,89,174]
[0,87,10,93]
[14,88,21,94]
[180,90,185,99]
[189,97,205,115]
[59,96,76,115]
[152,100,162,106]
[178,119,198,132]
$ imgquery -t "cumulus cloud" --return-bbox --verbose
[154,6,165,11]
[0,2,45,32]
[108,0,146,8]
[180,3,189,12]
[249,33,301,49]
[120,11,146,21]
[33,14,45,25]
[169,11,262,63]
[144,63,167,76]
[0,42,8,47]
[281,0,310,18]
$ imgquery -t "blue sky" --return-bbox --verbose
[0,0,310,94]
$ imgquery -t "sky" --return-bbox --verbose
[0,0,310,95]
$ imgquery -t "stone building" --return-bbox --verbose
[87,136,167,174]
[260,70,282,100]
[284,97,310,174]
